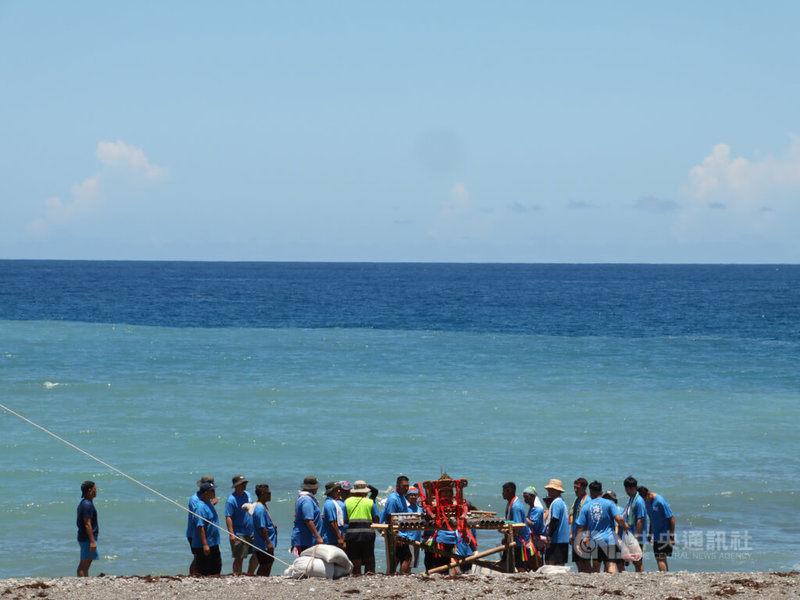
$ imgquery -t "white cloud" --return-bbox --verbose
[27,141,166,237]
[96,140,166,181]
[674,137,800,241]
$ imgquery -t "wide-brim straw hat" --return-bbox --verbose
[351,480,370,495]
[544,478,565,493]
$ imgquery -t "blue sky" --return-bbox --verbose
[2,1,799,262]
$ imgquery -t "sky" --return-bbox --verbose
[1,1,799,263]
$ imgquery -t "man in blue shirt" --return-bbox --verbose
[187,475,216,575]
[544,478,570,565]
[192,482,222,575]
[575,481,629,573]
[640,485,675,572]
[502,482,529,572]
[403,487,425,571]
[77,481,98,577]
[253,483,278,576]
[291,476,324,553]
[570,477,590,573]
[381,475,411,573]
[523,486,545,570]
[321,481,346,548]
[623,476,647,572]
[225,474,257,575]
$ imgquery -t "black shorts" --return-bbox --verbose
[572,545,587,562]
[346,539,375,563]
[653,541,673,558]
[595,543,620,563]
[256,548,274,566]
[196,545,222,576]
[397,542,412,563]
[546,542,569,565]
[424,543,455,571]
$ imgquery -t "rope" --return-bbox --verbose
[0,401,292,569]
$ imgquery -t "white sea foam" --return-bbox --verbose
[43,381,60,388]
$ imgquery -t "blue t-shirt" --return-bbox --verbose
[507,497,530,542]
[336,499,348,535]
[321,496,342,545]
[646,494,674,543]
[253,503,277,550]
[291,494,323,548]
[225,491,254,536]
[186,492,201,539]
[456,530,474,558]
[77,498,98,542]
[528,505,545,536]
[381,490,409,523]
[549,497,570,543]
[624,493,648,545]
[401,504,424,541]
[575,497,618,545]
[191,500,220,548]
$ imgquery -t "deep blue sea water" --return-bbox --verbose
[1,261,799,577]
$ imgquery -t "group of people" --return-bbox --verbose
[76,473,675,577]
[501,476,676,574]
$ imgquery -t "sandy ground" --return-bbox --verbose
[2,571,798,600]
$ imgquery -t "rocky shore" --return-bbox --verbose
[2,571,797,600]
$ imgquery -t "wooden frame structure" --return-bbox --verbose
[372,516,524,574]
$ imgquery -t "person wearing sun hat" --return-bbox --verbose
[544,478,570,565]
[225,474,257,575]
[290,476,324,554]
[344,480,380,575]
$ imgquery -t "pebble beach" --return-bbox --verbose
[3,572,798,600]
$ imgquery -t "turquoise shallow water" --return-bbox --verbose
[2,319,798,576]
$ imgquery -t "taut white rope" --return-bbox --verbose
[0,401,290,568]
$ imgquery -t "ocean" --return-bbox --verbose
[1,261,798,577]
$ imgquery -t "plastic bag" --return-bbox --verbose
[620,530,642,562]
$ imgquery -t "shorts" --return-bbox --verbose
[653,541,673,558]
[256,548,275,566]
[231,535,254,559]
[197,545,222,575]
[79,541,99,561]
[572,545,587,563]
[574,538,620,563]
[396,542,412,563]
[345,539,375,563]
[595,543,620,563]
[545,542,569,565]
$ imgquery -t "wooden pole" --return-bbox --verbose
[386,520,397,574]
[504,523,515,573]
[425,542,512,575]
